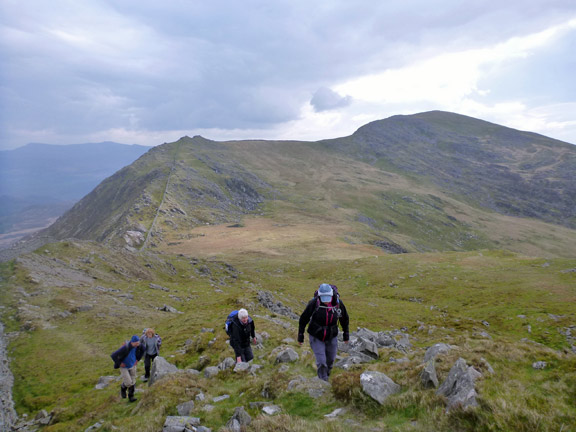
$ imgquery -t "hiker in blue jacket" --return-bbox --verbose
[140,328,162,382]
[111,335,145,402]
[298,283,350,381]
[229,308,257,363]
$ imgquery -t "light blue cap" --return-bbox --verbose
[318,283,333,302]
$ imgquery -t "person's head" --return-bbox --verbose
[145,328,155,338]
[130,335,140,346]
[318,283,333,304]
[238,308,249,324]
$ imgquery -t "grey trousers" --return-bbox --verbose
[309,335,338,381]
[119,365,137,387]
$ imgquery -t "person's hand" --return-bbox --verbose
[252,338,257,344]
[344,340,349,344]
[120,363,125,368]
[236,356,242,363]
[298,342,302,346]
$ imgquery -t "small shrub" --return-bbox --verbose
[331,371,361,402]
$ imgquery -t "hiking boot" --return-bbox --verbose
[128,385,137,403]
[120,384,127,399]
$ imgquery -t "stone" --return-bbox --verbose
[149,357,179,386]
[437,358,482,410]
[275,348,299,363]
[350,337,379,359]
[532,361,547,370]
[176,401,195,416]
[203,366,220,378]
[360,371,401,405]
[287,377,331,399]
[162,416,200,432]
[219,357,235,370]
[424,343,452,362]
[324,408,347,418]
[213,395,230,403]
[420,360,439,388]
[233,362,251,373]
[262,405,282,415]
[84,422,103,431]
[226,406,251,428]
[95,375,117,389]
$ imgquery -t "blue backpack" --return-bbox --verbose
[225,310,238,336]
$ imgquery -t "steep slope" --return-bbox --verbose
[323,111,576,228]
[27,111,576,259]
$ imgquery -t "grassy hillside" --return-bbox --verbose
[1,241,574,431]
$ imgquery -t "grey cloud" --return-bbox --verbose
[310,87,352,112]
[1,0,576,148]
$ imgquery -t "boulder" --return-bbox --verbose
[226,406,251,430]
[218,357,235,370]
[162,416,200,432]
[420,360,439,388]
[203,366,220,378]
[424,343,452,362]
[176,401,195,416]
[436,358,482,410]
[233,362,251,373]
[262,405,282,415]
[360,371,400,405]
[350,337,379,359]
[95,375,117,390]
[275,348,299,363]
[149,357,179,386]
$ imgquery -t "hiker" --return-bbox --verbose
[110,335,145,402]
[298,283,349,381]
[140,328,162,382]
[229,308,257,363]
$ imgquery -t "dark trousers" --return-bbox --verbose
[237,346,254,363]
[309,335,338,381]
[144,353,157,378]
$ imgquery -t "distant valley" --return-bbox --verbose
[0,142,150,247]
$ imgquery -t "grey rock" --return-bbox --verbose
[360,371,400,405]
[334,355,370,370]
[84,422,103,431]
[176,401,195,416]
[424,343,452,362]
[324,408,347,418]
[149,357,179,386]
[227,406,251,428]
[218,357,235,370]
[275,348,299,363]
[233,362,251,373]
[262,405,282,415]
[204,367,220,378]
[149,283,170,292]
[213,395,230,403]
[350,336,379,359]
[532,361,547,370]
[420,360,439,388]
[162,416,200,432]
[437,358,482,410]
[95,375,117,390]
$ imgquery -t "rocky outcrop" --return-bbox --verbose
[360,371,401,405]
[436,358,482,410]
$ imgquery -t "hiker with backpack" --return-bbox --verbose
[226,308,257,363]
[140,328,162,382]
[298,283,349,381]
[110,335,145,402]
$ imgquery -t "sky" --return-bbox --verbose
[1,0,576,150]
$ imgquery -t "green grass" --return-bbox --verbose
[1,240,575,431]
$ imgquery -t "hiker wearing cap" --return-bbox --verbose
[229,308,257,363]
[110,335,145,402]
[140,328,162,382]
[298,283,350,381]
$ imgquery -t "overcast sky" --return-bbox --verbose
[1,1,575,150]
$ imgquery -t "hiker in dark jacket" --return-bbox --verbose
[229,308,257,363]
[140,328,162,382]
[298,283,349,381]
[111,335,145,402]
